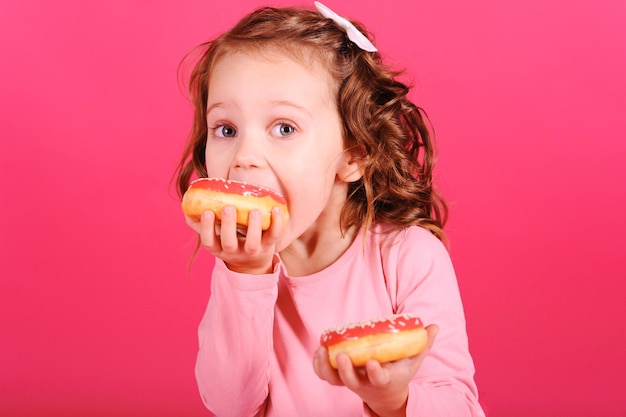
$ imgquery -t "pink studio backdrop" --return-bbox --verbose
[1,0,624,416]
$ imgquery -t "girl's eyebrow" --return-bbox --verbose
[205,100,312,117]
[205,102,228,116]
[270,100,312,116]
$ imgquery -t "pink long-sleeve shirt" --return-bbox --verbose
[195,224,485,416]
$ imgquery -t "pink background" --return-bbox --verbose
[1,0,625,416]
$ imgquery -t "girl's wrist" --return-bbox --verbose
[225,254,279,275]
[365,390,408,417]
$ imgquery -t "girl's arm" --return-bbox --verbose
[195,258,279,417]
[313,226,484,417]
[391,226,485,417]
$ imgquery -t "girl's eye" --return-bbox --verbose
[213,124,237,138]
[271,122,297,138]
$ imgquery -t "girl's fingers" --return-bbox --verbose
[218,206,239,251]
[312,347,344,386]
[198,210,219,250]
[243,209,263,253]
[263,206,285,244]
[365,360,390,386]
[188,206,285,274]
[424,324,439,352]
[184,214,199,232]
[336,353,365,388]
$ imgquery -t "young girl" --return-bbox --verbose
[176,2,485,416]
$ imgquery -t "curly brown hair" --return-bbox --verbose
[174,5,448,242]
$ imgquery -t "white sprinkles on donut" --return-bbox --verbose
[321,313,423,345]
[188,178,285,200]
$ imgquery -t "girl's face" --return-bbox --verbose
[204,51,361,251]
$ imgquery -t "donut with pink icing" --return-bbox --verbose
[320,314,428,368]
[181,178,289,230]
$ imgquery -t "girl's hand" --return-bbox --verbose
[184,205,285,275]
[313,324,439,417]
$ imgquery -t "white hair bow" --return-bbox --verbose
[314,1,378,52]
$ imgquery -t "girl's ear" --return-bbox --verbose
[337,149,366,183]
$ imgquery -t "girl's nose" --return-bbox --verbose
[231,134,263,169]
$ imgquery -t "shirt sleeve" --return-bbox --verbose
[195,257,279,417]
[384,227,485,417]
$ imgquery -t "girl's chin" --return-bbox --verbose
[275,238,290,253]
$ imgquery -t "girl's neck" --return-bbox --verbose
[280,181,358,277]
[279,223,359,277]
